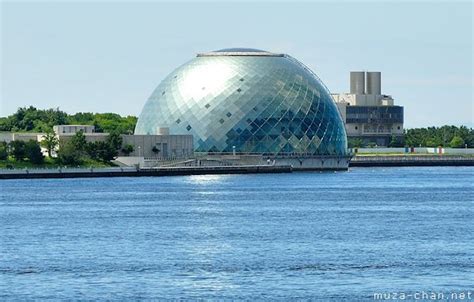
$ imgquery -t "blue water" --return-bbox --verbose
[1,167,473,300]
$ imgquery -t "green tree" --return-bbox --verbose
[450,136,465,148]
[348,138,363,148]
[121,144,134,156]
[0,142,8,160]
[71,130,87,152]
[41,131,59,157]
[9,141,26,161]
[86,141,118,162]
[95,141,118,162]
[85,133,122,162]
[58,141,83,166]
[0,106,137,134]
[388,135,404,147]
[25,140,44,164]
[107,131,123,150]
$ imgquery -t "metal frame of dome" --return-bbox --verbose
[198,48,284,57]
[135,49,348,156]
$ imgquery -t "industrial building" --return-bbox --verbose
[135,48,349,169]
[52,125,193,159]
[332,71,404,146]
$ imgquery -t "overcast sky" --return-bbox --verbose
[1,0,472,128]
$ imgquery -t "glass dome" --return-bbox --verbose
[135,49,347,155]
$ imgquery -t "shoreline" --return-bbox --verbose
[1,156,473,179]
[0,165,293,179]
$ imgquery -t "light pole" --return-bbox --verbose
[137,145,142,169]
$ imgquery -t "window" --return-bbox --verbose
[162,91,165,95]
[176,119,181,124]
[237,88,242,93]
[219,118,225,124]
[355,126,358,130]
[240,78,244,81]
[397,126,400,130]
[226,112,232,117]
[186,125,192,131]
[205,103,211,109]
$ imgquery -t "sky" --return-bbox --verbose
[1,0,472,128]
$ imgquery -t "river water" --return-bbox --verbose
[1,167,473,300]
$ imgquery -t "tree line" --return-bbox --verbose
[404,126,473,148]
[0,131,134,167]
[2,106,473,149]
[0,106,137,134]
[349,125,473,148]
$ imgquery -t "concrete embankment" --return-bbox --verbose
[350,156,474,167]
[0,165,293,180]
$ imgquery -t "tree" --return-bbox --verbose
[70,130,87,152]
[95,141,117,162]
[85,133,122,162]
[58,141,82,166]
[450,136,465,148]
[121,144,134,156]
[9,141,26,161]
[107,131,123,150]
[41,131,59,157]
[389,135,404,147]
[86,141,116,162]
[25,140,44,164]
[0,142,8,160]
[348,138,363,148]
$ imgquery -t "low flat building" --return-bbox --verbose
[53,125,95,134]
[0,132,44,143]
[121,134,193,158]
[53,125,194,160]
[332,71,404,146]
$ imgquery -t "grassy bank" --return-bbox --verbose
[0,156,116,169]
[354,153,474,157]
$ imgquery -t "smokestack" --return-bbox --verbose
[350,71,365,94]
[366,71,381,95]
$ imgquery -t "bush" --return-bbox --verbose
[121,144,134,156]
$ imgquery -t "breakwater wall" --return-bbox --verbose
[0,165,292,180]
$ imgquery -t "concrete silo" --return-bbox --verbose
[350,71,365,94]
[366,71,381,95]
